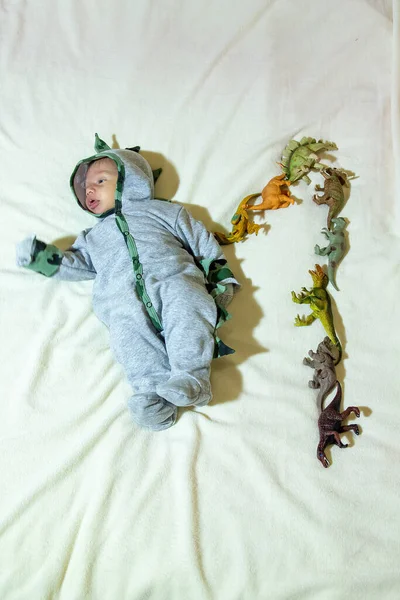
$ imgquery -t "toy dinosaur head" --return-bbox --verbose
[322,167,349,187]
[317,443,330,468]
[308,264,328,288]
[331,217,347,231]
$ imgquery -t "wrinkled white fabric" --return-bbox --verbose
[1,0,399,598]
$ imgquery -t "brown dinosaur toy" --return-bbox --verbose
[312,167,350,229]
[246,174,294,211]
[317,381,360,468]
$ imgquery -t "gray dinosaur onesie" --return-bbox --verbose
[17,135,240,430]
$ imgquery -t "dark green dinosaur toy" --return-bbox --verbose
[291,264,341,364]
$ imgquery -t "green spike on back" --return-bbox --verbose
[94,133,111,153]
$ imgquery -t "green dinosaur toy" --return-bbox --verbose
[279,137,338,184]
[291,264,341,364]
[314,217,347,291]
[313,167,353,229]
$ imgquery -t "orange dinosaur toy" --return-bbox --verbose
[246,174,293,211]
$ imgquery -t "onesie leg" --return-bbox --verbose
[108,313,176,429]
[155,276,217,407]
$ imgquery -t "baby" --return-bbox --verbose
[17,135,240,430]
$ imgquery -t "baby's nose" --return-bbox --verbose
[86,186,94,196]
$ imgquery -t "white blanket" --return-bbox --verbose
[1,0,399,598]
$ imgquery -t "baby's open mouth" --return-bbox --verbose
[87,198,100,210]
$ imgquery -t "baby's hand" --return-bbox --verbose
[16,235,37,267]
[16,235,63,276]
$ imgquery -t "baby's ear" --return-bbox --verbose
[94,133,111,152]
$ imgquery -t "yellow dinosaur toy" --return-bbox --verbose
[214,177,294,245]
[214,194,263,245]
[246,174,293,211]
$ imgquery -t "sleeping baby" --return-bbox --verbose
[16,135,240,430]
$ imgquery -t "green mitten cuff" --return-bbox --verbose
[199,258,235,284]
[16,235,63,277]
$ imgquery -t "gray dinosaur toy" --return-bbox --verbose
[303,336,340,410]
[314,217,347,291]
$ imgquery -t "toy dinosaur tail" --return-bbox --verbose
[328,262,339,291]
[334,340,342,365]
[325,381,342,413]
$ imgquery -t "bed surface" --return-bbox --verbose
[1,1,399,598]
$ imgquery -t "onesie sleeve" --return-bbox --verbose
[16,229,96,281]
[175,206,241,357]
[175,206,240,296]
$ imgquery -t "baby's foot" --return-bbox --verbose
[156,374,212,407]
[128,394,177,431]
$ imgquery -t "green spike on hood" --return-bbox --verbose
[94,133,111,153]
[70,134,155,219]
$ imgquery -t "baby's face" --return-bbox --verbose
[85,158,118,214]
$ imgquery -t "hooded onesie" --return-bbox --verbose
[16,135,240,430]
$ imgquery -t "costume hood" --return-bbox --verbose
[70,134,157,217]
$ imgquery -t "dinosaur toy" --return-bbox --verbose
[245,175,294,211]
[314,217,347,291]
[214,194,263,245]
[291,264,341,364]
[317,382,360,468]
[279,137,338,185]
[303,336,340,410]
[312,167,351,229]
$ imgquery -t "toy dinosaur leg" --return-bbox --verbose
[340,424,360,435]
[312,193,329,205]
[303,355,316,368]
[291,290,312,304]
[340,407,360,419]
[248,222,262,236]
[314,244,330,256]
[327,430,348,448]
[308,374,320,389]
[294,314,316,327]
[277,194,294,208]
